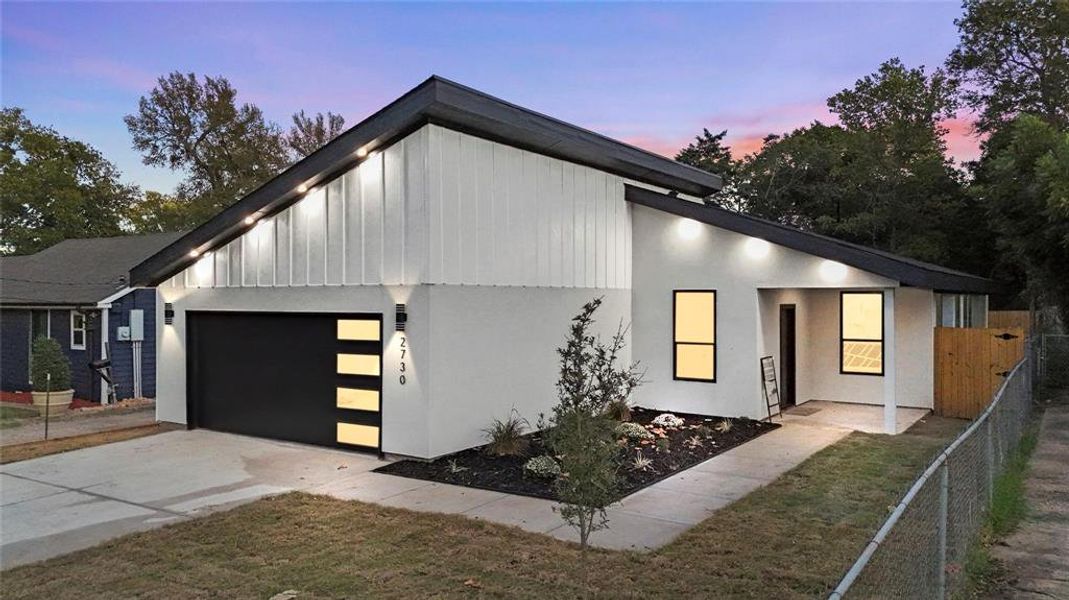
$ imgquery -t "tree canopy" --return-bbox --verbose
[0,108,137,255]
[947,0,1069,133]
[287,110,346,159]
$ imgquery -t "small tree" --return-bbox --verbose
[31,337,71,392]
[545,297,643,549]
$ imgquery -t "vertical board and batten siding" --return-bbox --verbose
[172,124,631,290]
[425,126,630,289]
[181,128,428,290]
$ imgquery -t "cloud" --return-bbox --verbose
[941,116,984,164]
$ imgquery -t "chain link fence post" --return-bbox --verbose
[937,461,949,599]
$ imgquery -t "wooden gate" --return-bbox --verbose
[934,327,1025,419]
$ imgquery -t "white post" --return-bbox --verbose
[99,307,110,405]
[883,288,897,434]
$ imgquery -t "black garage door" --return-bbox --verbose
[187,312,382,452]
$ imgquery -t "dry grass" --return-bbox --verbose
[0,416,965,599]
[0,424,165,464]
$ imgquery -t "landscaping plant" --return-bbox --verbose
[483,409,529,457]
[523,455,561,479]
[31,337,71,392]
[545,297,643,549]
[615,421,653,441]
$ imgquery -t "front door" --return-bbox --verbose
[779,305,797,408]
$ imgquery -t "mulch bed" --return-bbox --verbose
[376,407,780,502]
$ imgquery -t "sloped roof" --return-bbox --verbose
[0,232,185,306]
[130,76,722,286]
[626,185,1000,294]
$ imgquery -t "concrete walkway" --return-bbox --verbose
[1,419,849,568]
[989,405,1069,599]
[312,421,850,551]
[1,405,157,446]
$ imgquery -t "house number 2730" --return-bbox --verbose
[398,335,407,385]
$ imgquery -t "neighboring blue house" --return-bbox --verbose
[0,233,182,402]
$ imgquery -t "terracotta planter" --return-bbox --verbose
[31,389,74,416]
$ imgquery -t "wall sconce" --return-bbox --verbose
[395,303,407,331]
[164,303,175,325]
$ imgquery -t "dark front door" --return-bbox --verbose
[779,305,797,408]
[187,311,383,452]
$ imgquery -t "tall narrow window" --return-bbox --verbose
[674,290,716,382]
[70,311,86,350]
[841,291,883,375]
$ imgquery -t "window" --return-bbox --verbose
[840,292,883,375]
[70,311,86,350]
[937,294,988,328]
[673,290,716,381]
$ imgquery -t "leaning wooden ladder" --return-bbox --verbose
[760,355,782,422]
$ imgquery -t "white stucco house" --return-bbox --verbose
[131,77,998,459]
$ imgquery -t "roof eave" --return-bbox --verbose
[625,185,1003,296]
[130,77,722,287]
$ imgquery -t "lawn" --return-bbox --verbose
[0,424,165,464]
[0,416,965,599]
[0,405,39,429]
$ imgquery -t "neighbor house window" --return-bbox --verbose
[840,291,883,375]
[674,290,716,382]
[70,311,86,350]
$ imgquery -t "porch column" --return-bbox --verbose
[883,288,896,434]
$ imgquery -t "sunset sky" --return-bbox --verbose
[2,2,978,194]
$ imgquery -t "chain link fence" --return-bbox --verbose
[828,348,1039,599]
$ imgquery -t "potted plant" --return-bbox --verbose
[30,337,73,415]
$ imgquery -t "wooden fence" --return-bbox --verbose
[934,327,1026,419]
[988,310,1031,336]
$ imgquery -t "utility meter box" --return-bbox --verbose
[129,309,144,341]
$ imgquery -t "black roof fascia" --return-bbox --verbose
[625,185,1002,295]
[131,76,721,286]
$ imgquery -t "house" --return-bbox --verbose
[0,232,183,403]
[131,77,998,459]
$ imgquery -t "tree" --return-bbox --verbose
[675,128,745,211]
[124,191,197,233]
[545,297,642,550]
[287,110,346,159]
[947,0,1069,133]
[124,72,289,227]
[0,108,137,255]
[727,59,987,270]
[828,58,958,160]
[972,114,1069,320]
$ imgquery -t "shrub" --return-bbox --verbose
[523,455,561,479]
[651,413,684,429]
[655,437,671,454]
[30,337,71,392]
[615,421,653,441]
[630,450,653,472]
[483,410,529,457]
[605,398,632,422]
[715,419,733,434]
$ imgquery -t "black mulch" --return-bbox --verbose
[374,407,780,502]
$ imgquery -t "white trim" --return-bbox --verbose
[96,286,141,308]
[100,307,110,404]
[70,310,87,350]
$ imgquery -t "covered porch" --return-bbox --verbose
[757,286,936,434]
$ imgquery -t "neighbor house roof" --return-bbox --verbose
[626,185,1001,294]
[0,232,185,306]
[130,76,723,286]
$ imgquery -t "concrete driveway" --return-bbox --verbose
[1,420,850,569]
[0,430,383,569]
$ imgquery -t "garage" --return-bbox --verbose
[186,312,382,453]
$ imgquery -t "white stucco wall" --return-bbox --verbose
[630,204,903,419]
[423,286,630,458]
